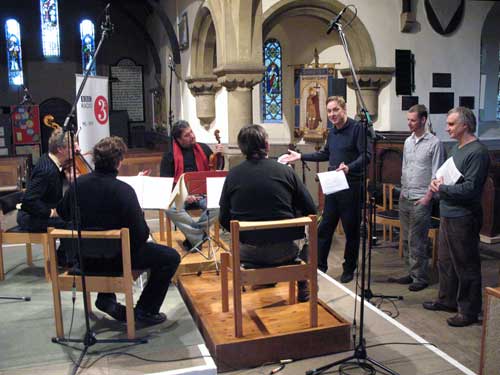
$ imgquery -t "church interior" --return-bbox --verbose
[1,0,500,374]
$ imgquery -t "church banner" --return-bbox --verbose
[76,74,109,164]
[294,67,345,143]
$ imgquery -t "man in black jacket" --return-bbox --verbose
[58,136,180,325]
[282,96,371,283]
[17,128,71,232]
[219,124,316,301]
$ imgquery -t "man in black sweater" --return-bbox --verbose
[17,128,71,232]
[57,136,180,325]
[282,96,371,283]
[219,124,316,301]
[423,107,490,327]
[160,120,223,249]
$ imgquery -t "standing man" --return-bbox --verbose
[17,128,71,232]
[388,105,445,291]
[160,120,224,250]
[58,136,180,325]
[219,124,316,300]
[423,107,489,327]
[282,96,371,283]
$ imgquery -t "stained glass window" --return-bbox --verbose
[5,19,24,86]
[262,39,282,122]
[40,0,60,57]
[80,20,96,75]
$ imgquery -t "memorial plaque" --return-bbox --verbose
[110,58,145,122]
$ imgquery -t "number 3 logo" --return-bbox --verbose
[94,96,108,125]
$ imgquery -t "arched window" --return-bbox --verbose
[80,20,96,75]
[40,0,60,57]
[4,19,24,86]
[262,39,282,122]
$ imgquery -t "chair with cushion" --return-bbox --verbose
[48,227,139,339]
[220,215,318,338]
[375,183,401,242]
[0,191,50,281]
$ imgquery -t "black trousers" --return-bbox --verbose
[17,210,67,232]
[437,214,482,317]
[90,242,180,314]
[318,180,362,273]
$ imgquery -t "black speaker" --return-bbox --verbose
[109,110,130,146]
[395,49,414,96]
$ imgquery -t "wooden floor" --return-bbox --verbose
[178,271,351,371]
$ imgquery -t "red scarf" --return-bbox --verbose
[173,141,209,183]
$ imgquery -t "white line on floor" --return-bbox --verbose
[319,271,476,375]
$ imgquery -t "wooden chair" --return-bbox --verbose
[0,191,50,281]
[220,215,318,337]
[399,216,440,269]
[48,228,138,339]
[375,183,400,242]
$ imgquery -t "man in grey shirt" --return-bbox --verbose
[388,105,445,291]
[423,107,490,327]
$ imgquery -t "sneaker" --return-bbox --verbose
[447,314,478,327]
[387,275,412,284]
[408,282,428,292]
[135,308,167,325]
[95,298,127,322]
[340,270,354,284]
[297,281,310,302]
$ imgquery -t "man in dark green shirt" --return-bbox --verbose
[423,107,490,327]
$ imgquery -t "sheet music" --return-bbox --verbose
[206,177,226,209]
[436,157,462,185]
[118,176,173,209]
[317,170,350,195]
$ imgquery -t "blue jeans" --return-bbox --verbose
[399,196,431,284]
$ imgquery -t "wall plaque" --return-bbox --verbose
[110,58,145,122]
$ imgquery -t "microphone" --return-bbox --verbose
[101,3,113,34]
[326,6,348,34]
[168,55,175,70]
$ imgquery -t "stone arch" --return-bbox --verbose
[191,5,218,78]
[263,0,376,68]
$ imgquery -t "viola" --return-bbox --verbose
[208,129,224,170]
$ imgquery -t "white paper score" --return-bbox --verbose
[317,170,350,195]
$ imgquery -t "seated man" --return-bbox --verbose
[219,124,317,300]
[160,120,224,250]
[57,136,180,325]
[17,128,72,232]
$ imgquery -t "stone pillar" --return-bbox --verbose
[214,63,264,167]
[339,67,394,121]
[186,76,221,128]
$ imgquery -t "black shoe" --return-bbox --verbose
[298,281,310,303]
[182,239,193,251]
[340,271,354,284]
[95,298,127,322]
[135,308,167,325]
[447,314,478,327]
[422,301,458,313]
[387,275,412,284]
[408,282,428,292]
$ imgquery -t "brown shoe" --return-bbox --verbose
[422,301,457,313]
[447,314,478,327]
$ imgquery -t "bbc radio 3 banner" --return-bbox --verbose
[75,74,110,166]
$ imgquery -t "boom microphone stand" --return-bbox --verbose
[306,6,398,375]
[51,5,146,375]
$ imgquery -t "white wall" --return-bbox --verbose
[261,0,494,142]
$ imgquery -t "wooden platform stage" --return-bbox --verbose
[177,271,351,372]
[152,229,228,276]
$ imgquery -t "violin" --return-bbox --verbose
[43,114,93,176]
[209,129,224,170]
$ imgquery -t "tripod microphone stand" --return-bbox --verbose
[51,5,146,375]
[306,6,398,374]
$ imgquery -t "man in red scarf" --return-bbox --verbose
[160,120,224,249]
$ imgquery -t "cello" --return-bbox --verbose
[208,129,224,170]
[43,115,93,175]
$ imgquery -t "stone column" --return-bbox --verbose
[339,67,394,121]
[186,76,221,128]
[214,63,264,166]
